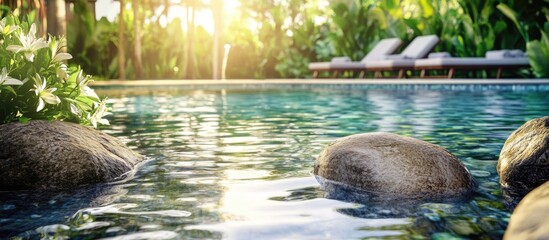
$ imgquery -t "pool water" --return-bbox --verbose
[2,85,549,239]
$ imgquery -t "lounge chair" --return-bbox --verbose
[363,35,440,78]
[308,38,402,78]
[414,50,530,78]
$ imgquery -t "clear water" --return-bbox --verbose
[2,85,549,239]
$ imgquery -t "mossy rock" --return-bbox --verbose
[0,120,144,190]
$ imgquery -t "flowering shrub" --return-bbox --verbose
[0,15,109,128]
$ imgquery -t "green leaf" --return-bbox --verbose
[2,86,17,95]
[493,20,507,34]
[18,117,31,124]
[527,40,549,77]
[497,3,528,42]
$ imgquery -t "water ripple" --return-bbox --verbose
[2,87,549,239]
[80,204,192,218]
[99,230,178,240]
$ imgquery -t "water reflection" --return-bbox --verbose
[188,177,411,240]
[0,183,128,237]
[2,86,548,239]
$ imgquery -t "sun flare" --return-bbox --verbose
[166,0,242,34]
[95,0,242,34]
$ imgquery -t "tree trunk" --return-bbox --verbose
[212,0,223,79]
[184,1,195,79]
[46,0,66,37]
[118,0,126,80]
[132,0,143,79]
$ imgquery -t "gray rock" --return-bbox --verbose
[497,116,549,198]
[504,180,549,239]
[314,132,474,200]
[0,120,143,190]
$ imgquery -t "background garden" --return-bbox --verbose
[2,0,548,79]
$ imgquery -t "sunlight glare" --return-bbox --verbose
[168,0,241,34]
[96,0,242,34]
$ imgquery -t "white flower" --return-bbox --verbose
[69,103,81,116]
[76,70,89,86]
[31,74,61,112]
[64,98,81,116]
[49,37,72,63]
[0,19,18,35]
[90,100,110,128]
[81,85,99,100]
[75,70,98,99]
[52,52,72,63]
[56,63,69,80]
[0,67,23,86]
[6,24,48,62]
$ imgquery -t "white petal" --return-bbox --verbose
[36,98,45,112]
[29,24,37,35]
[32,41,48,50]
[70,103,81,116]
[6,45,23,52]
[91,118,98,128]
[53,52,72,62]
[41,93,61,105]
[24,52,35,62]
[82,86,99,99]
[2,78,23,85]
[98,118,110,125]
[56,66,69,80]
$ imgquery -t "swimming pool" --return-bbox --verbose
[2,84,549,239]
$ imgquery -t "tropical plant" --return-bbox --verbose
[0,14,109,127]
[527,23,549,78]
[275,0,330,78]
[498,2,549,77]
[67,0,119,79]
[328,0,390,61]
[7,0,545,79]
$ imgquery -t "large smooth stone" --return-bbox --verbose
[497,116,549,198]
[314,132,474,200]
[0,120,144,190]
[504,180,549,239]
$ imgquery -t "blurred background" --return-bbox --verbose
[1,0,547,80]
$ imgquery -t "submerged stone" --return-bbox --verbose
[497,116,549,199]
[313,132,474,201]
[505,180,549,239]
[0,120,143,190]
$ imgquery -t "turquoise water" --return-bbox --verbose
[2,85,549,239]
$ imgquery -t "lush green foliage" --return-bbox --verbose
[67,1,118,79]
[497,2,549,77]
[0,14,109,127]
[527,23,549,78]
[66,0,213,80]
[21,0,548,79]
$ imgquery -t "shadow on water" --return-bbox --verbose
[0,159,153,239]
[501,186,529,211]
[0,183,127,238]
[311,175,509,238]
[315,175,475,218]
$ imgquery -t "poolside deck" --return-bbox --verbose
[91,79,549,87]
